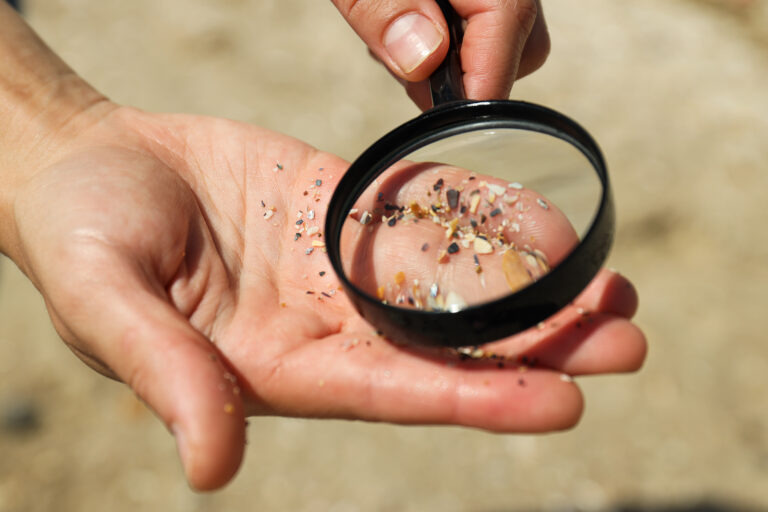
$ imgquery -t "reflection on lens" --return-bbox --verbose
[340,129,600,312]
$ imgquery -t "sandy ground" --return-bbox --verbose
[1,0,768,510]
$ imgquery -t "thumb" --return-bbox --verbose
[128,304,246,491]
[58,268,246,490]
[332,0,449,81]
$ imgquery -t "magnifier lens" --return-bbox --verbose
[339,127,601,312]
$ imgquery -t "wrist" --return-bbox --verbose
[0,2,115,259]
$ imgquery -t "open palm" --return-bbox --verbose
[11,106,645,489]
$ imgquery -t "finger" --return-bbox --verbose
[339,161,646,375]
[250,332,584,432]
[488,313,647,376]
[573,268,640,320]
[452,0,546,99]
[404,80,433,110]
[51,256,246,491]
[533,315,647,375]
[360,1,550,109]
[332,0,449,81]
[342,163,577,307]
[516,0,551,80]
[485,270,647,375]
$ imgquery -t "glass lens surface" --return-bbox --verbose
[340,128,601,311]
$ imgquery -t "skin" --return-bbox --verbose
[0,0,646,491]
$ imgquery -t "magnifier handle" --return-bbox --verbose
[430,0,466,106]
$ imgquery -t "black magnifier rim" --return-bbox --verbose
[325,100,614,347]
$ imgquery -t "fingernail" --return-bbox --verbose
[384,13,443,74]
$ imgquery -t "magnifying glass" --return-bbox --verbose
[325,0,614,348]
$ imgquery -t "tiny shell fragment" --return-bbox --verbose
[445,291,467,312]
[445,218,459,239]
[394,271,406,285]
[473,237,494,254]
[409,202,426,218]
[469,194,481,214]
[502,250,534,292]
[487,183,506,196]
[533,249,550,271]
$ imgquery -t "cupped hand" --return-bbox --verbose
[10,106,645,490]
[331,0,550,109]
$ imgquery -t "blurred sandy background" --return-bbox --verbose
[2,0,768,510]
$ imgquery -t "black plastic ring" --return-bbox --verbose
[325,100,614,347]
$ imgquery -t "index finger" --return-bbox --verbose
[452,0,547,100]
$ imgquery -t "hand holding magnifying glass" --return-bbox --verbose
[331,0,551,110]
